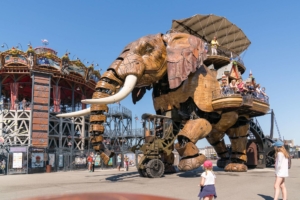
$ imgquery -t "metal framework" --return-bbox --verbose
[103,105,143,152]
[0,110,31,146]
[0,105,142,156]
[48,113,89,151]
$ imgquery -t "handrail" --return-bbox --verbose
[212,88,237,99]
[207,45,244,65]
[212,89,269,104]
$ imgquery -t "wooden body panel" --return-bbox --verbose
[153,66,220,112]
[251,100,270,114]
[212,96,270,117]
[212,96,243,110]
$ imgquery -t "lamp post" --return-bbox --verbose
[16,43,23,51]
[72,55,78,60]
[1,43,9,50]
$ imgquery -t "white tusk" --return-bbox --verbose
[82,75,137,105]
[56,108,91,118]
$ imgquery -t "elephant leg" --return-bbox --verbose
[206,111,239,168]
[225,116,250,172]
[175,118,212,171]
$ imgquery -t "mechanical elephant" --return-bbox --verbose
[58,33,250,172]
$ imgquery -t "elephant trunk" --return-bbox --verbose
[58,70,135,164]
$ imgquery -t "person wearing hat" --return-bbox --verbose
[220,75,229,96]
[198,160,217,200]
[273,140,289,200]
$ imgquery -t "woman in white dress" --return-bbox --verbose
[273,141,289,200]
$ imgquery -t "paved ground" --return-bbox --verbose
[0,160,299,200]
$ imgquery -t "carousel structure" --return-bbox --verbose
[0,43,142,174]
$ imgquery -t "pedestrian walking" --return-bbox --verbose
[124,155,129,171]
[198,160,217,200]
[91,152,95,172]
[117,154,122,171]
[273,141,289,200]
[87,153,93,172]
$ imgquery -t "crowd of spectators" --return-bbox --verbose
[219,75,269,103]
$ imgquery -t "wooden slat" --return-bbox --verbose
[32,118,49,125]
[32,138,48,147]
[33,105,49,111]
[33,97,49,104]
[32,132,48,139]
[32,112,49,118]
[34,76,50,83]
[34,85,49,92]
[33,91,49,98]
[32,124,48,131]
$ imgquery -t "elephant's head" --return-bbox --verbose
[57,32,207,117]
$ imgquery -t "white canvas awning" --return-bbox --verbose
[171,14,251,55]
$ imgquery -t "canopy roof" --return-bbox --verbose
[171,14,251,55]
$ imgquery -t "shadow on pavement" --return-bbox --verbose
[176,170,200,178]
[257,194,273,200]
[105,171,140,182]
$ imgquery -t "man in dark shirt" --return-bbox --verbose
[155,120,163,138]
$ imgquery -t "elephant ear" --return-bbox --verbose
[163,33,207,89]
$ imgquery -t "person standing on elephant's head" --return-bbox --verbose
[211,36,219,55]
[273,141,289,200]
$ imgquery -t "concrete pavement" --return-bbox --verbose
[0,160,299,200]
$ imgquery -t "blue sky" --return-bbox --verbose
[1,1,300,147]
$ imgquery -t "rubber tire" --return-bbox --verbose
[138,168,148,177]
[146,159,165,178]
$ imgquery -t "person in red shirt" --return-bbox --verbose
[87,153,93,172]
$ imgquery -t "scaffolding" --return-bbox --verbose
[103,105,143,153]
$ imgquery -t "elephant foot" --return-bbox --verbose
[164,164,177,174]
[224,163,248,172]
[217,158,230,168]
[178,154,206,171]
[100,150,115,165]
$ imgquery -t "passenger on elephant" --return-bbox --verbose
[247,81,256,97]
[211,36,219,55]
[256,84,264,101]
[204,42,208,53]
[237,78,247,95]
[155,120,163,138]
[261,87,269,102]
[229,79,238,94]
[220,78,229,96]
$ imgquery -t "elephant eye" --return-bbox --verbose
[145,46,153,52]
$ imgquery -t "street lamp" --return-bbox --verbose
[1,43,9,50]
[72,55,79,60]
[16,43,23,51]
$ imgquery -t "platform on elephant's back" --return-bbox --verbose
[212,95,270,117]
[205,55,246,74]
